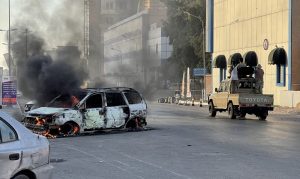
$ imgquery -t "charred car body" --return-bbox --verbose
[23,87,147,136]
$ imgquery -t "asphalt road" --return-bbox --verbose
[47,103,300,179]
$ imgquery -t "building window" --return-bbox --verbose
[219,68,226,82]
[276,64,286,86]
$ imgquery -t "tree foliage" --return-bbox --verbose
[161,0,208,81]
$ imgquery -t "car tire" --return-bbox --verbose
[12,174,30,179]
[228,103,236,119]
[60,122,80,135]
[209,101,216,117]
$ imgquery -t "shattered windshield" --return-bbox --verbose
[47,91,87,108]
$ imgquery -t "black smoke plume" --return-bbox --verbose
[12,32,88,106]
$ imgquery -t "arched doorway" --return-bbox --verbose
[228,53,242,67]
[213,55,227,81]
[269,48,287,86]
[243,51,258,67]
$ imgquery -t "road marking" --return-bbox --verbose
[62,144,145,179]
[114,151,192,179]
[114,160,131,167]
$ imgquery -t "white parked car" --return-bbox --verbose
[0,111,53,179]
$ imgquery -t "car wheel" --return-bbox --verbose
[60,122,80,135]
[12,174,30,179]
[228,103,236,119]
[126,118,143,131]
[208,101,216,117]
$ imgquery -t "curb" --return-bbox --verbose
[178,100,208,107]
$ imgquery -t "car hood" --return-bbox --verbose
[27,107,68,115]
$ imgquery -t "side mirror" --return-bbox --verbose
[215,88,218,92]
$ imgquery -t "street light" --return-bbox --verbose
[180,8,206,101]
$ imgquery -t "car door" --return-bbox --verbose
[0,118,21,179]
[105,92,129,128]
[122,91,146,119]
[219,81,230,108]
[83,93,105,129]
[213,82,229,109]
[213,82,224,108]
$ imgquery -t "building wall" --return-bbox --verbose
[88,0,139,82]
[104,6,169,88]
[147,25,173,81]
[89,0,103,81]
[148,25,173,65]
[291,0,300,91]
[104,12,145,87]
[212,0,290,105]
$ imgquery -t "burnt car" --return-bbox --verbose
[23,87,147,136]
[24,100,37,112]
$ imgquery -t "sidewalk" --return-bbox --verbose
[271,106,300,115]
[177,99,208,106]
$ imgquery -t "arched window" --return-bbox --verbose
[243,51,258,67]
[228,53,243,67]
[213,55,227,82]
[268,48,287,86]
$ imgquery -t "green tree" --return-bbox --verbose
[161,0,209,81]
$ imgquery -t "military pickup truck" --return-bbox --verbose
[208,77,274,120]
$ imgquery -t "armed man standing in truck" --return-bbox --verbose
[255,64,264,93]
[230,58,246,93]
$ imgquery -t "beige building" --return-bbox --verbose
[207,0,300,106]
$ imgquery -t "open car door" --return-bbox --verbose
[82,93,105,129]
[105,92,129,128]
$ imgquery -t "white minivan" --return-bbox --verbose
[0,111,53,179]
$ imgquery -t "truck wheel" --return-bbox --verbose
[259,112,268,121]
[240,112,246,119]
[258,114,268,121]
[209,101,216,117]
[228,103,236,119]
[259,115,267,121]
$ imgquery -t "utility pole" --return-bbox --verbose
[8,0,11,76]
[84,0,90,60]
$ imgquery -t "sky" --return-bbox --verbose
[0,0,83,69]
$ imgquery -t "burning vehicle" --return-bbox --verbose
[23,87,147,137]
[24,100,37,112]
